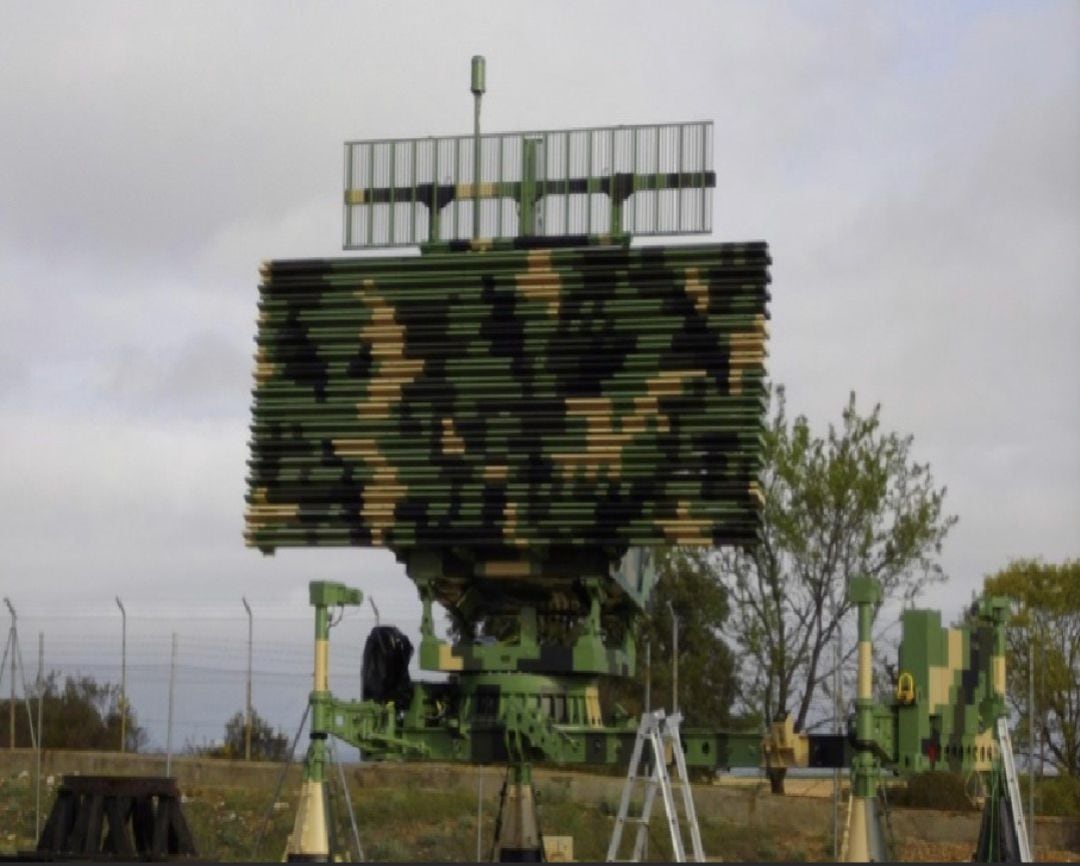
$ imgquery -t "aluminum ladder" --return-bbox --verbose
[996,715,1033,862]
[606,709,705,862]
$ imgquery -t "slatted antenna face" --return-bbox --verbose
[343,122,714,248]
[245,242,771,553]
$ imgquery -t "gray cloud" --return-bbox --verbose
[98,331,251,419]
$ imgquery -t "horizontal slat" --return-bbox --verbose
[246,242,770,551]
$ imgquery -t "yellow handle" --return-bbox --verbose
[896,671,916,705]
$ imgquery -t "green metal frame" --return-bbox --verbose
[304,577,762,772]
[300,576,1014,785]
[292,575,1023,860]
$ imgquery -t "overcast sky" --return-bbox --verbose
[1,2,1077,747]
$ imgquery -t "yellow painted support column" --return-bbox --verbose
[286,582,362,862]
[493,763,543,862]
[287,779,330,862]
[844,576,887,863]
[858,640,872,702]
[314,637,329,693]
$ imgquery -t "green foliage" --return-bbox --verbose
[0,672,145,752]
[716,385,956,733]
[196,708,290,762]
[888,772,977,812]
[891,771,1080,819]
[984,558,1080,776]
[1033,774,1080,818]
[601,548,742,728]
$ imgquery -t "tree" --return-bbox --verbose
[200,708,290,762]
[712,386,956,786]
[602,548,743,729]
[984,558,1080,776]
[0,673,147,752]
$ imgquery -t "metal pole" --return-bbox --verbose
[476,774,483,862]
[642,638,652,864]
[1039,629,1045,843]
[1029,626,1035,854]
[833,599,841,859]
[470,55,486,240]
[115,597,126,753]
[5,598,15,750]
[644,641,651,713]
[166,632,177,776]
[0,629,8,749]
[243,597,253,761]
[35,631,43,839]
[666,601,678,715]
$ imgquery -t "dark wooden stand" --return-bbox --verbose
[32,775,197,860]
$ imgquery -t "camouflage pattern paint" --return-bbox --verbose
[246,242,771,558]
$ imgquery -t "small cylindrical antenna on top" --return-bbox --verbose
[471,56,486,240]
[471,55,486,96]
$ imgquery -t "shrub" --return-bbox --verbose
[1036,774,1080,818]
[889,772,977,812]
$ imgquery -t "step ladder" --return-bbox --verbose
[995,716,1033,862]
[606,710,705,862]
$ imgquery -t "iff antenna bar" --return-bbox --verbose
[343,121,715,248]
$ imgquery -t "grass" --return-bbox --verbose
[0,769,827,862]
[2,766,1075,861]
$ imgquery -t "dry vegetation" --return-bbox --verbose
[1,768,1076,862]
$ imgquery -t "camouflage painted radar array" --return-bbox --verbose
[245,240,771,553]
